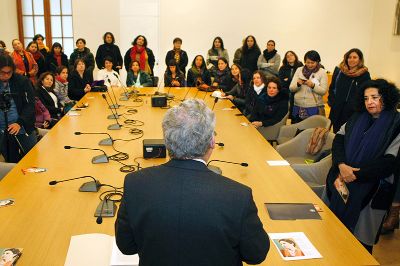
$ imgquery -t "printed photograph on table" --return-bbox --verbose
[0,248,23,266]
[273,238,305,258]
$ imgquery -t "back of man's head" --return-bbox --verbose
[162,99,215,159]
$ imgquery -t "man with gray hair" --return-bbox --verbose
[115,99,269,265]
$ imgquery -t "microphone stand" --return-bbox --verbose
[49,175,101,192]
[75,132,113,146]
[102,94,122,130]
[107,78,121,109]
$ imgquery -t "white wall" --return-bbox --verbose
[159,0,374,74]
[369,0,400,85]
[0,0,19,48]
[71,0,377,84]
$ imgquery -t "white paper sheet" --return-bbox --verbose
[266,160,290,166]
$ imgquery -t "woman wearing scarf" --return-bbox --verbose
[257,40,281,78]
[164,60,185,87]
[95,32,123,73]
[186,55,211,90]
[324,79,400,253]
[35,72,62,120]
[212,58,232,92]
[126,60,153,87]
[10,39,38,84]
[54,66,74,109]
[124,35,155,77]
[221,64,251,112]
[238,35,261,74]
[165,38,188,75]
[328,48,371,133]
[289,50,328,123]
[69,38,95,74]
[248,76,288,129]
[45,42,69,74]
[26,41,45,78]
[206,37,229,76]
[244,71,267,117]
[33,34,49,57]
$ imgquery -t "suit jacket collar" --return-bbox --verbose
[163,159,211,173]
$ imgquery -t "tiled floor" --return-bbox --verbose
[374,229,400,266]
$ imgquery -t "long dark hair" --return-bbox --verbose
[103,32,115,44]
[211,37,224,50]
[166,59,183,76]
[50,42,63,54]
[242,35,260,54]
[282,51,302,67]
[191,55,206,70]
[343,48,365,69]
[37,71,55,91]
[0,54,16,72]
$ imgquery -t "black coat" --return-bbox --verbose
[67,70,93,101]
[240,48,261,74]
[69,47,95,73]
[165,50,188,74]
[249,91,289,126]
[124,47,155,75]
[35,87,62,119]
[115,159,270,266]
[213,68,233,92]
[95,43,123,71]
[164,71,186,87]
[186,68,211,87]
[7,74,35,134]
[244,86,266,117]
[45,53,69,73]
[278,62,303,90]
[328,67,371,133]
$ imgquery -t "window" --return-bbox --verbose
[17,0,74,55]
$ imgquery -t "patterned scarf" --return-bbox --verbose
[130,45,148,73]
[31,50,43,61]
[339,62,368,78]
[302,64,321,79]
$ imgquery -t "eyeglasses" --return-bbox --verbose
[364,95,381,102]
[0,70,13,76]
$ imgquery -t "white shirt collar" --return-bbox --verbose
[192,158,206,165]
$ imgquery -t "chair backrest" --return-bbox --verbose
[257,112,289,141]
[276,128,335,160]
[0,162,16,181]
[277,115,331,144]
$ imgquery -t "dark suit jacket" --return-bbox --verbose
[115,159,269,266]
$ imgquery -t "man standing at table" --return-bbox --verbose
[115,99,269,265]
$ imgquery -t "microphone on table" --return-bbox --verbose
[101,94,122,130]
[165,86,174,99]
[212,97,219,111]
[104,84,121,119]
[216,142,224,147]
[180,87,192,102]
[202,89,210,100]
[74,131,113,146]
[64,145,109,164]
[49,175,101,192]
[107,77,121,109]
[193,87,201,99]
[95,196,117,224]
[206,159,248,175]
[113,73,129,101]
[154,74,165,96]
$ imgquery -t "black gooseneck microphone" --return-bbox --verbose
[49,175,101,192]
[101,94,122,130]
[202,89,210,100]
[181,87,192,102]
[206,159,248,175]
[216,142,224,147]
[96,197,107,224]
[64,145,109,164]
[107,77,121,108]
[193,88,201,99]
[165,86,174,99]
[113,73,130,100]
[75,131,113,146]
[212,97,219,110]
[154,74,165,95]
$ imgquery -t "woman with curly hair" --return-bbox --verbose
[124,35,155,76]
[328,48,371,133]
[324,79,400,253]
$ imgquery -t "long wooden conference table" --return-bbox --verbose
[0,87,378,265]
